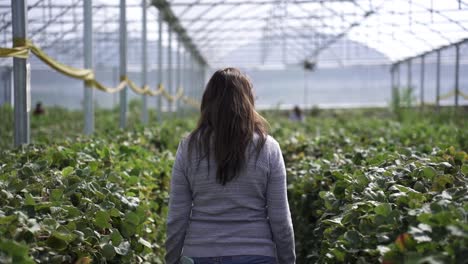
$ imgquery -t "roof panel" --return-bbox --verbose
[0,0,467,68]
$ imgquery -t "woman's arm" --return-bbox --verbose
[267,140,296,264]
[165,141,192,264]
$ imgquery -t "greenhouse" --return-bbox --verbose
[0,0,467,263]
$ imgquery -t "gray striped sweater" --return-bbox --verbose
[165,135,296,264]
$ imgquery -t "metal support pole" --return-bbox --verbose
[407,58,412,91]
[167,26,172,113]
[181,48,186,115]
[119,0,127,129]
[396,63,400,88]
[157,12,163,122]
[195,61,199,101]
[176,38,181,115]
[190,53,194,107]
[200,63,203,99]
[420,55,425,108]
[201,63,205,91]
[185,51,189,112]
[455,43,460,109]
[390,65,395,106]
[200,63,203,100]
[436,50,441,110]
[12,0,30,147]
[141,0,148,124]
[83,0,94,135]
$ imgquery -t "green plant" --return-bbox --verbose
[0,106,466,263]
[391,86,415,121]
[0,128,183,263]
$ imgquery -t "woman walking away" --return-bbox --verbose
[165,68,296,264]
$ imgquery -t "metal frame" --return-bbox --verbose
[390,37,468,109]
[83,0,93,134]
[11,0,29,146]
[141,0,148,124]
[2,0,468,68]
[119,0,127,129]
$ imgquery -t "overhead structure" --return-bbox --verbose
[1,0,468,68]
[163,0,468,67]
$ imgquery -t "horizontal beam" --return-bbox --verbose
[170,0,353,6]
[0,4,141,8]
[392,37,468,66]
[151,0,207,66]
[179,8,468,22]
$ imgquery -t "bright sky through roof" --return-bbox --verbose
[1,0,467,67]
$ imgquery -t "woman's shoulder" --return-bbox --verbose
[265,134,280,148]
[252,134,280,154]
[178,134,192,149]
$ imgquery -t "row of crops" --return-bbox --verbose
[0,104,467,263]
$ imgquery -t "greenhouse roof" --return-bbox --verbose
[1,0,468,68]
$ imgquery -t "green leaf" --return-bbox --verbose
[62,166,74,177]
[110,229,123,245]
[63,206,80,218]
[420,166,437,179]
[50,189,63,202]
[374,203,392,217]
[109,208,121,217]
[124,212,140,226]
[53,227,77,243]
[461,164,468,175]
[344,230,362,245]
[0,215,17,225]
[0,239,30,257]
[46,235,68,251]
[94,211,111,229]
[120,222,136,238]
[24,193,35,206]
[102,244,116,260]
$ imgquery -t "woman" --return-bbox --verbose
[165,68,295,264]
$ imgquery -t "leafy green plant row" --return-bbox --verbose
[0,106,467,263]
[0,121,193,263]
[274,117,468,263]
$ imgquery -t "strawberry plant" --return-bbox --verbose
[0,106,466,263]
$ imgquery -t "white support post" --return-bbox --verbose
[436,50,441,110]
[157,12,163,122]
[407,59,412,91]
[198,61,202,101]
[12,0,30,147]
[201,63,205,92]
[192,57,196,102]
[420,55,425,108]
[167,25,172,113]
[141,0,148,124]
[390,65,395,105]
[119,0,127,129]
[181,48,186,115]
[83,0,94,135]
[455,44,460,109]
[190,53,194,111]
[176,38,181,115]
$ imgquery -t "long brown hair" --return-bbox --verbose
[188,68,268,185]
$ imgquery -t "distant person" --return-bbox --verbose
[289,105,304,122]
[33,102,45,116]
[165,68,296,264]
